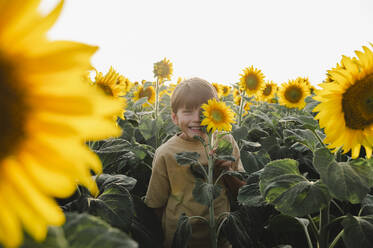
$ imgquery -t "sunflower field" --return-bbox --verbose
[2,1,373,248]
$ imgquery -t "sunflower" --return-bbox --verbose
[259,81,277,102]
[153,58,173,81]
[239,66,265,96]
[94,67,127,119]
[201,99,236,133]
[221,85,231,97]
[118,75,133,94]
[133,85,156,107]
[0,1,124,247]
[278,78,310,109]
[233,88,241,98]
[313,45,373,158]
[212,82,223,98]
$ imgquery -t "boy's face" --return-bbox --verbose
[171,106,207,141]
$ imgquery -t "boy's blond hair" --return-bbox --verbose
[171,77,218,114]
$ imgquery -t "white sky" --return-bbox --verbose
[40,0,373,86]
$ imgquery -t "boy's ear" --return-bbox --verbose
[171,111,178,125]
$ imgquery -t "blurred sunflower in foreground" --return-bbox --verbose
[278,78,310,109]
[0,1,123,247]
[153,58,173,82]
[201,99,236,133]
[313,45,373,158]
[239,66,265,96]
[94,67,127,120]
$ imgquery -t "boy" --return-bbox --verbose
[145,77,245,248]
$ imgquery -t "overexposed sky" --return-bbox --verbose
[40,0,373,86]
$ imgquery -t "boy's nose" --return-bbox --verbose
[192,109,201,122]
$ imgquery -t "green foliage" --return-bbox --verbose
[171,214,192,248]
[259,159,330,216]
[192,179,222,206]
[21,213,137,248]
[342,215,373,247]
[314,148,373,203]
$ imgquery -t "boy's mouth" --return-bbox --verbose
[189,126,202,131]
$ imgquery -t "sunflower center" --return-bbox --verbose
[263,85,272,96]
[245,75,259,90]
[211,110,223,122]
[284,86,302,103]
[223,87,228,94]
[140,87,153,99]
[98,84,113,96]
[342,73,373,130]
[0,61,26,161]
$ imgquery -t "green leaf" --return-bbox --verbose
[314,148,373,203]
[240,140,262,152]
[232,126,248,141]
[283,129,319,152]
[88,184,135,232]
[362,194,373,214]
[342,215,373,248]
[96,173,137,193]
[220,212,253,247]
[134,97,149,107]
[192,179,222,206]
[215,154,236,162]
[215,138,233,156]
[63,213,138,248]
[21,226,69,248]
[94,139,131,153]
[175,152,200,165]
[247,128,269,142]
[171,214,192,248]
[237,183,266,207]
[139,117,161,140]
[259,159,330,216]
[304,96,320,113]
[279,114,319,131]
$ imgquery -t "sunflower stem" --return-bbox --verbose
[237,90,245,127]
[207,133,218,248]
[154,78,160,148]
[312,129,328,150]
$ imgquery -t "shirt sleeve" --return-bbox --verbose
[144,150,170,208]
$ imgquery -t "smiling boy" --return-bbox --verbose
[144,77,245,248]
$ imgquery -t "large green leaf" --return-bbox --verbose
[361,194,373,214]
[220,211,253,247]
[89,184,135,232]
[215,138,233,156]
[192,179,222,206]
[342,215,373,248]
[171,214,192,248]
[96,173,137,193]
[175,152,200,165]
[21,226,69,248]
[314,148,373,203]
[64,213,137,248]
[259,159,330,216]
[283,129,319,152]
[232,126,248,142]
[237,183,266,207]
[139,117,162,140]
